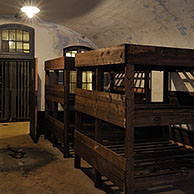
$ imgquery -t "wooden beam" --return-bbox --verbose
[124,64,135,194]
[127,44,194,67]
[64,59,70,157]
[45,57,65,70]
[135,108,194,127]
[75,44,126,67]
[75,130,126,189]
[94,67,104,187]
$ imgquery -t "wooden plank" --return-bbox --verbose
[75,44,126,67]
[94,67,104,187]
[46,95,64,105]
[45,117,64,139]
[75,130,126,189]
[135,111,194,127]
[76,140,125,190]
[75,130,126,171]
[64,60,70,157]
[75,101,125,128]
[76,88,125,105]
[45,112,64,131]
[45,85,64,94]
[127,44,194,67]
[145,71,150,102]
[76,94,125,117]
[45,57,65,70]
[75,89,126,127]
[163,71,168,103]
[125,64,135,193]
[45,85,64,104]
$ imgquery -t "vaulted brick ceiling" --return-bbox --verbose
[1,0,194,48]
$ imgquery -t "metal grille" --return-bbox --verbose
[0,60,30,121]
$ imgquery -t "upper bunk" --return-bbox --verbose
[45,56,75,106]
[75,44,194,68]
[75,44,194,128]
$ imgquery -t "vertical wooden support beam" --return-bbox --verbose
[163,71,169,139]
[74,113,82,168]
[125,64,135,194]
[52,70,59,147]
[75,68,82,168]
[64,58,70,157]
[145,71,151,102]
[163,71,168,103]
[94,67,103,188]
[53,70,58,117]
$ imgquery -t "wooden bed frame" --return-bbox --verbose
[74,44,194,193]
[44,56,75,157]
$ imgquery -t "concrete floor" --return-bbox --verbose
[0,122,106,194]
[0,122,194,194]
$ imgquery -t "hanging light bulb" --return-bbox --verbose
[21,6,40,18]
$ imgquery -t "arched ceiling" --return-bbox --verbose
[1,0,194,48]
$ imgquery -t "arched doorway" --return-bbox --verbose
[0,24,38,142]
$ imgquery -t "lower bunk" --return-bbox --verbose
[74,125,194,192]
[44,111,95,157]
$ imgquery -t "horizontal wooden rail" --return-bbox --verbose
[45,57,65,70]
[75,45,126,67]
[75,130,126,190]
[45,85,64,104]
[75,89,126,128]
[45,112,64,130]
[75,44,194,68]
[135,109,194,127]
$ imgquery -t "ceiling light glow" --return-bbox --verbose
[21,6,40,18]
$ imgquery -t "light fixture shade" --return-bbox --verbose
[21,6,40,18]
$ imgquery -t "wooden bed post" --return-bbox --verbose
[52,69,59,147]
[163,70,168,104]
[145,70,151,102]
[75,68,82,168]
[125,64,135,194]
[94,67,103,187]
[64,58,70,157]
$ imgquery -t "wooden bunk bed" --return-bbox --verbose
[74,44,194,193]
[44,46,93,157]
[44,56,75,157]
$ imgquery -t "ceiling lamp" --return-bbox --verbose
[21,6,40,18]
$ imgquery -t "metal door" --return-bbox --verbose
[0,59,30,121]
[0,58,38,143]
